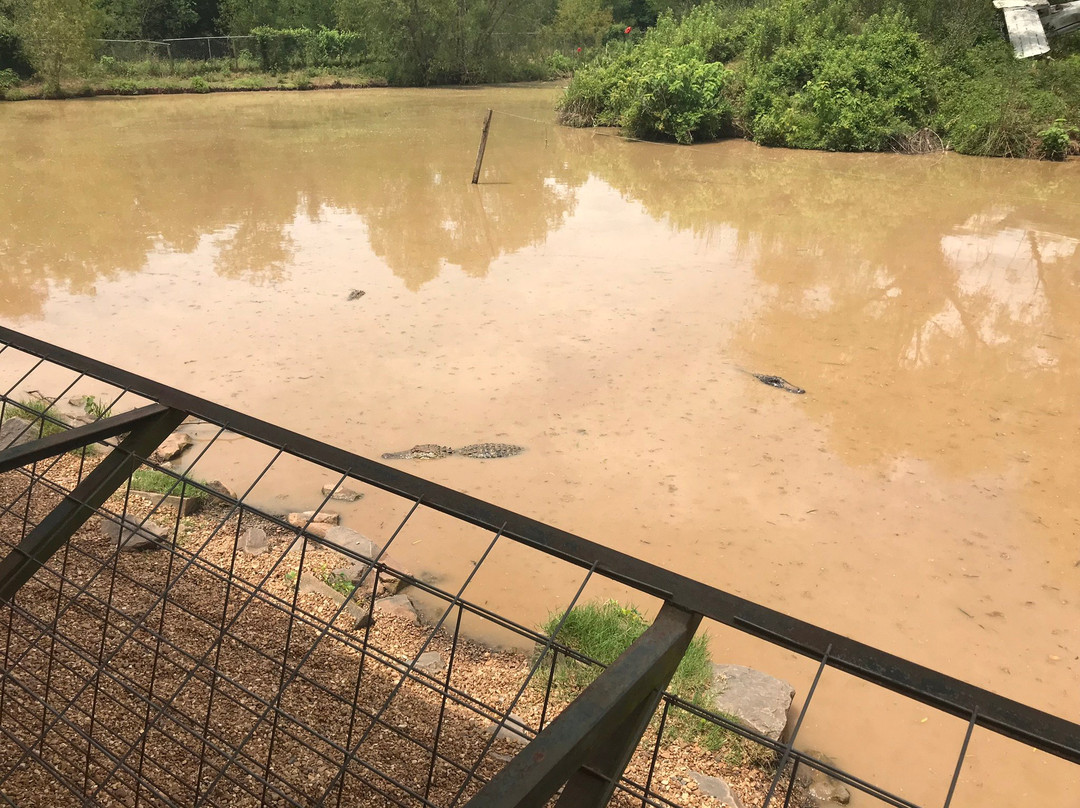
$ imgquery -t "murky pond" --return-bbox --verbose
[2,86,1079,805]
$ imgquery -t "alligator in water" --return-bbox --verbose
[381,443,525,460]
[733,367,805,394]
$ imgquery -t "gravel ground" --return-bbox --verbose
[0,454,807,808]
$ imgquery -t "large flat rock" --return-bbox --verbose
[710,664,794,741]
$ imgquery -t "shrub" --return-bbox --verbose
[1038,118,1077,160]
[0,67,18,88]
[190,75,209,92]
[617,46,730,144]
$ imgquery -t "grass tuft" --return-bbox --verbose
[130,468,208,501]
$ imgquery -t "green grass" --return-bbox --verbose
[2,399,68,439]
[130,468,208,501]
[283,566,356,597]
[537,599,773,762]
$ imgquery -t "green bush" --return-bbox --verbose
[190,74,209,92]
[252,26,365,71]
[558,0,1080,158]
[744,12,932,151]
[1038,119,1077,160]
[936,42,1075,157]
[0,67,18,88]
[617,46,730,143]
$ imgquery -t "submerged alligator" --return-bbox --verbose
[734,366,806,395]
[381,443,525,460]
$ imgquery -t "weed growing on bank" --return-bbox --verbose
[535,599,770,764]
[558,0,1080,158]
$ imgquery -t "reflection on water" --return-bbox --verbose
[0,89,583,306]
[3,86,1080,806]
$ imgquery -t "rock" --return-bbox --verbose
[415,651,446,676]
[687,772,745,808]
[484,713,531,746]
[130,489,203,516]
[373,594,418,625]
[287,510,340,528]
[322,482,364,502]
[239,527,267,555]
[151,432,192,463]
[796,753,851,806]
[298,572,371,629]
[204,480,236,501]
[0,417,36,450]
[324,525,379,558]
[377,553,412,594]
[68,395,88,407]
[709,664,794,742]
[100,515,167,551]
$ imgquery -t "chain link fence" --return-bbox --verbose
[96,37,257,65]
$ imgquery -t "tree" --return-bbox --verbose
[14,0,101,94]
[553,0,612,48]
[99,0,198,39]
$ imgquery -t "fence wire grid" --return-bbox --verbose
[0,326,1076,808]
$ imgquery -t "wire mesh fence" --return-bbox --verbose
[96,37,257,64]
[0,326,1076,808]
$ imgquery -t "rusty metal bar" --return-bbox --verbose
[466,603,701,808]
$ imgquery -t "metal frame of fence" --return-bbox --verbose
[0,323,1076,808]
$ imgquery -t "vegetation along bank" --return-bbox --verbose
[558,0,1080,158]
[2,0,1078,159]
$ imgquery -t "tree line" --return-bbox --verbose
[0,0,697,90]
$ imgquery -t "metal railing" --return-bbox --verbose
[0,323,1076,808]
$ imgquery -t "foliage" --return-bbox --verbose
[99,0,197,40]
[191,74,210,90]
[1038,119,1076,161]
[618,45,729,143]
[553,0,613,48]
[743,11,931,151]
[0,66,17,86]
[560,0,1080,158]
[13,0,102,95]
[935,41,1077,158]
[251,25,366,70]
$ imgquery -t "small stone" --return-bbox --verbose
[322,483,364,502]
[415,651,446,676]
[68,395,88,407]
[710,664,795,741]
[204,480,236,501]
[151,432,192,463]
[378,553,412,594]
[239,527,267,555]
[797,752,851,806]
[687,772,744,808]
[323,525,379,558]
[373,594,418,625]
[100,515,167,551]
[490,713,531,746]
[0,417,36,450]
[287,511,340,528]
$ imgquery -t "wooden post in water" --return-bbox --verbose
[471,109,494,184]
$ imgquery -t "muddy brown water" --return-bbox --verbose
[2,86,1079,805]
